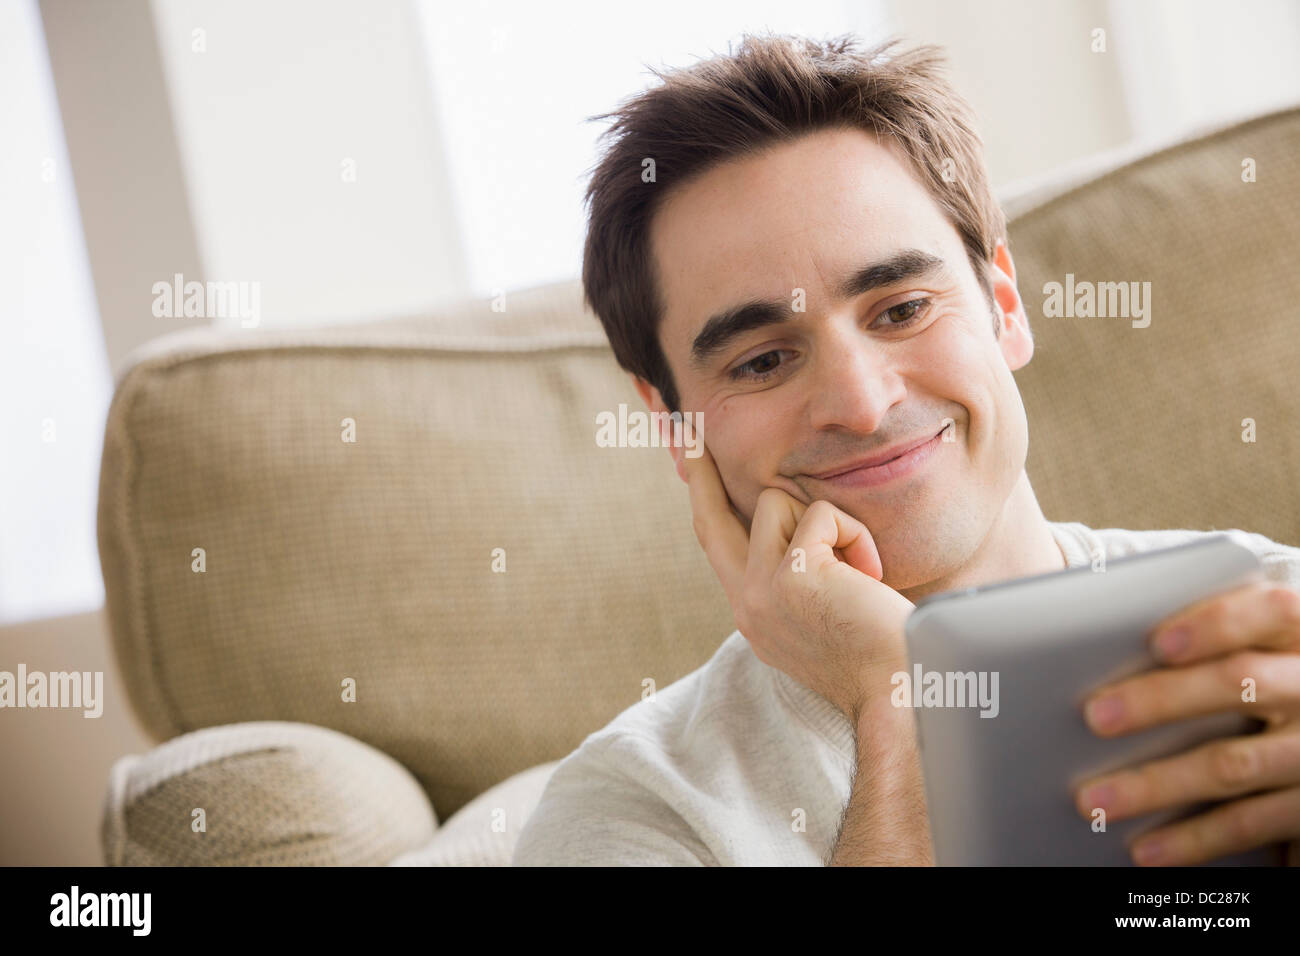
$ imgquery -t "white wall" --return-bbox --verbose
[1,0,112,625]
[886,0,1300,188]
[0,610,154,866]
[149,0,471,328]
[1107,0,1300,146]
[885,0,1134,187]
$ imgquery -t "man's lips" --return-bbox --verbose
[807,426,949,480]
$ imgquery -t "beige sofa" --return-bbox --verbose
[98,106,1300,865]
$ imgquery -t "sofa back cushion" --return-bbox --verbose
[1005,106,1300,544]
[98,280,735,820]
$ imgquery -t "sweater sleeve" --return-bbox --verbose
[1230,529,1300,591]
[511,735,718,867]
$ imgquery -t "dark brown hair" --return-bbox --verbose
[580,33,1006,413]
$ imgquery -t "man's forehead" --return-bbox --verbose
[651,127,920,253]
[649,131,952,351]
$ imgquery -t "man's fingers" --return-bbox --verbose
[1075,723,1300,822]
[1084,650,1300,736]
[787,499,884,581]
[1152,582,1300,664]
[676,413,885,608]
[679,417,748,603]
[747,487,806,582]
[1124,786,1300,866]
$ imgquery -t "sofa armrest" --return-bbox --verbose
[102,721,437,866]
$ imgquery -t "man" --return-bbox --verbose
[512,33,1300,866]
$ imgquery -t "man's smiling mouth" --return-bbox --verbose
[808,423,951,481]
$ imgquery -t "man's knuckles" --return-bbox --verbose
[1208,738,1262,790]
[800,498,838,529]
[1213,650,1268,696]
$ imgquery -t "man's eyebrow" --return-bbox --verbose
[688,249,948,369]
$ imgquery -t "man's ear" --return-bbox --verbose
[989,239,1034,371]
[631,375,687,483]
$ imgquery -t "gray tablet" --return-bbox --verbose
[903,531,1283,866]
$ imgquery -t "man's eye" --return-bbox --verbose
[724,301,928,383]
[728,350,786,382]
[874,297,932,328]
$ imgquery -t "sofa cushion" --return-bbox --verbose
[102,721,437,865]
[1003,106,1300,543]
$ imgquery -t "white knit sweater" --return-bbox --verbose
[512,522,1300,866]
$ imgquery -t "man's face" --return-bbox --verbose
[642,125,1036,591]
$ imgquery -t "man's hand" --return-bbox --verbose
[1073,580,1300,866]
[675,418,931,865]
[677,419,915,727]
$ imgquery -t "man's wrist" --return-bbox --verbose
[853,680,916,743]
[850,654,911,731]
[836,670,935,866]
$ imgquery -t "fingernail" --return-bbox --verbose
[1086,695,1124,732]
[1156,626,1190,659]
[1133,838,1164,865]
[1082,782,1116,812]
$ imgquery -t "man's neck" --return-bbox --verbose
[898,471,1067,605]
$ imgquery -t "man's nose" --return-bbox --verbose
[805,331,906,432]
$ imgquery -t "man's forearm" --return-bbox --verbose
[828,693,934,866]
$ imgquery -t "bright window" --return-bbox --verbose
[0,0,112,625]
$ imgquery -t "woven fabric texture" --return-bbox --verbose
[98,280,737,824]
[101,721,437,865]
[1006,107,1300,543]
